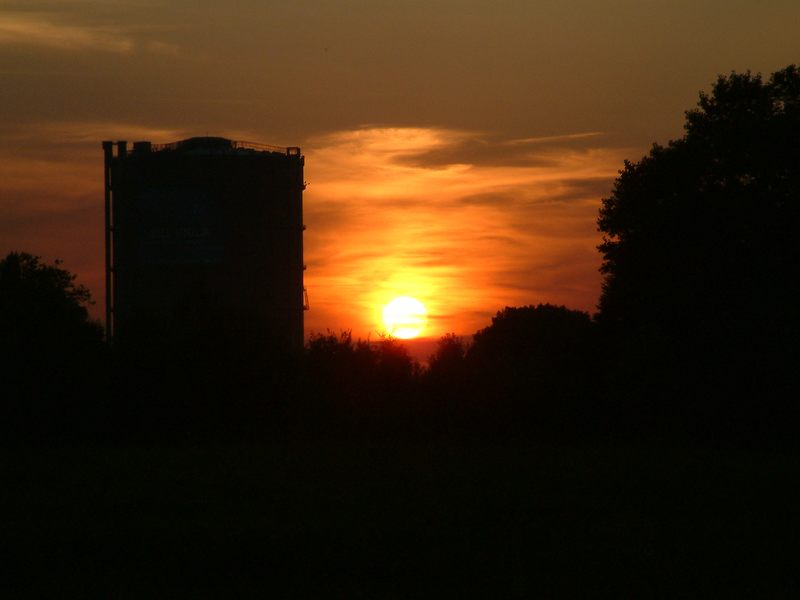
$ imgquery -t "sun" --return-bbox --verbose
[382,296,427,339]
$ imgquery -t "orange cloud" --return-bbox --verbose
[0,121,630,342]
[303,127,630,340]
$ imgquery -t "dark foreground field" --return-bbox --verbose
[4,438,798,598]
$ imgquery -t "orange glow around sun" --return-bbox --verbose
[301,126,619,341]
[382,296,427,339]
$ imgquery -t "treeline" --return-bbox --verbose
[305,304,600,442]
[0,292,604,444]
[3,65,799,446]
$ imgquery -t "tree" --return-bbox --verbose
[467,304,597,425]
[598,66,800,333]
[427,333,467,380]
[305,330,418,401]
[596,66,800,433]
[470,305,593,368]
[1,252,104,438]
[0,252,102,354]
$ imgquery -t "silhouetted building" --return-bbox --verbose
[102,137,307,349]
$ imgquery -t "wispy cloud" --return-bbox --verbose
[504,132,606,146]
[0,13,133,52]
[1,119,188,144]
[303,127,629,338]
[0,12,178,54]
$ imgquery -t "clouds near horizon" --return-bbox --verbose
[303,127,626,338]
[2,0,799,340]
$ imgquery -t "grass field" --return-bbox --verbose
[4,438,798,597]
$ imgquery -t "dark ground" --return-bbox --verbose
[4,436,798,598]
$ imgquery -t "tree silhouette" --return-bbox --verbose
[305,331,417,401]
[0,252,103,360]
[598,66,800,334]
[596,66,800,434]
[427,333,467,381]
[470,305,593,371]
[0,252,100,347]
[1,252,104,438]
[466,304,597,431]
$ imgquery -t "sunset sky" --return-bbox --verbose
[2,1,798,345]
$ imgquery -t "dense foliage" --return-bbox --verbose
[1,252,104,439]
[596,66,800,433]
[0,252,101,349]
[598,66,800,333]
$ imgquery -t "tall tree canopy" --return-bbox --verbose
[468,304,596,405]
[598,66,800,336]
[596,66,800,428]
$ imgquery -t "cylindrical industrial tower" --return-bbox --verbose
[102,137,306,350]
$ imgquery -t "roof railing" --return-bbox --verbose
[149,138,301,156]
